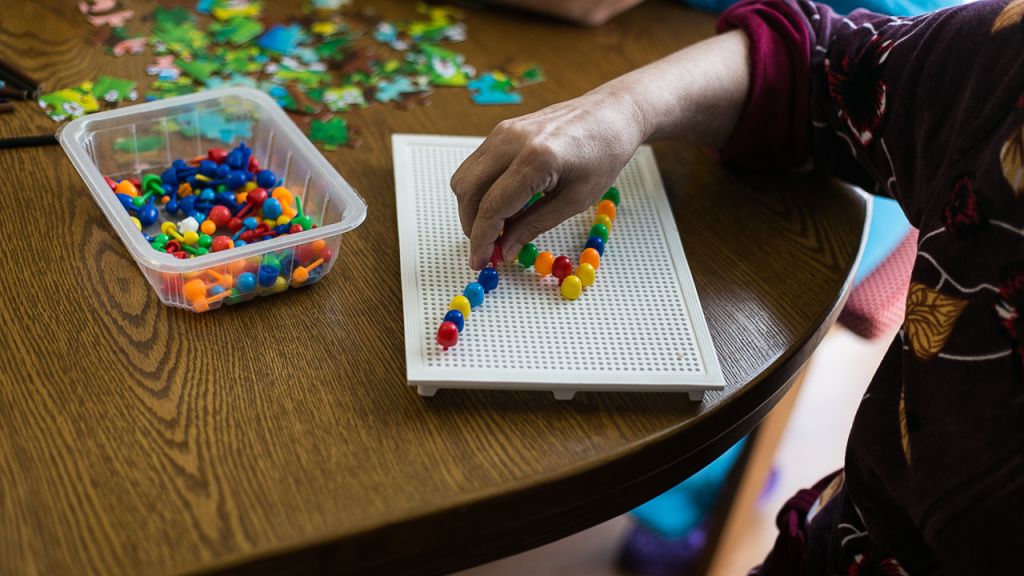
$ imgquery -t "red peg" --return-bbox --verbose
[552,255,572,285]
[208,148,227,164]
[235,187,267,219]
[103,176,117,190]
[248,155,260,172]
[228,217,244,233]
[289,224,303,234]
[320,247,333,266]
[211,236,234,252]
[436,321,459,350]
[252,224,275,240]
[490,243,503,266]
[208,205,231,228]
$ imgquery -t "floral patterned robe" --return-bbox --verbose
[718,0,1024,573]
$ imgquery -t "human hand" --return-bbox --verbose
[451,90,645,270]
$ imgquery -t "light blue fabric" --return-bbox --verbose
[631,438,746,537]
[687,0,960,17]
[854,196,911,285]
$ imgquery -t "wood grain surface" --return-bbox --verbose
[0,1,867,574]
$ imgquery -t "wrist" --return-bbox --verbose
[586,85,650,147]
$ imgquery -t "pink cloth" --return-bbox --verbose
[839,229,918,339]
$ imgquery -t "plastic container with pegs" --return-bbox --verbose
[58,87,367,312]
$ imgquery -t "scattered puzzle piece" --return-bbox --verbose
[305,0,351,11]
[67,0,544,146]
[373,75,431,104]
[210,16,264,45]
[502,60,545,86]
[271,60,331,88]
[80,0,135,27]
[38,82,101,121]
[110,35,147,56]
[217,46,267,74]
[178,109,254,142]
[467,72,522,105]
[309,115,350,150]
[146,77,195,100]
[318,85,365,111]
[92,75,138,103]
[151,15,209,56]
[146,55,181,81]
[416,44,472,87]
[209,0,263,22]
[176,57,221,84]
[80,0,118,12]
[258,24,305,55]
[204,73,258,89]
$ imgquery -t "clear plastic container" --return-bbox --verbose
[58,87,367,312]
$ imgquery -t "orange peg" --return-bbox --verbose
[291,258,324,286]
[580,247,601,270]
[595,200,617,222]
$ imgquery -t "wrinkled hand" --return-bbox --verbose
[451,91,645,270]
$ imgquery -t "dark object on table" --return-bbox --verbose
[0,133,58,149]
[0,85,29,100]
[0,56,40,97]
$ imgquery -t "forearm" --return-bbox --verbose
[450,30,752,269]
[588,29,751,149]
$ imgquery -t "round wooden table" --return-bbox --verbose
[0,1,866,574]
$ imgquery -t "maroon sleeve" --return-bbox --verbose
[716,0,812,169]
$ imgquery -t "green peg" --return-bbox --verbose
[134,174,164,207]
[291,196,313,230]
[602,186,620,206]
[517,243,539,268]
[589,223,609,244]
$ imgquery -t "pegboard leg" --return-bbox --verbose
[418,386,439,397]
[552,390,577,401]
[687,391,705,402]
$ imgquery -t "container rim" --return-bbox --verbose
[58,87,367,273]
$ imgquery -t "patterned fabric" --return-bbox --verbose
[839,229,918,339]
[688,0,962,17]
[719,0,1024,573]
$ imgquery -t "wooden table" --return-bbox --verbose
[0,1,866,574]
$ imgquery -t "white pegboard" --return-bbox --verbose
[394,134,723,400]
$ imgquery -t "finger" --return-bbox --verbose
[468,157,548,269]
[499,185,592,260]
[450,135,512,237]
